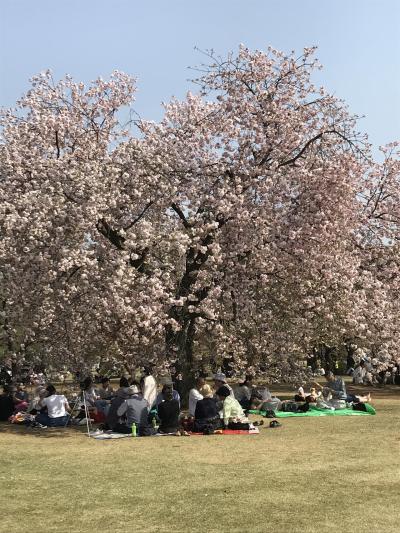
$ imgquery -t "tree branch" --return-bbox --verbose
[171,203,192,229]
[123,201,154,231]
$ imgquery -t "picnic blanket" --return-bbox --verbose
[191,427,260,435]
[90,428,260,439]
[248,404,376,418]
[90,431,132,440]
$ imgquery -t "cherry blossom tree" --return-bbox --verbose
[0,46,397,389]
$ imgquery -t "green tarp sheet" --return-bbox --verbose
[249,404,376,418]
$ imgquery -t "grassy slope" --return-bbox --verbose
[0,390,399,533]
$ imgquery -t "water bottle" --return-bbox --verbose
[131,423,137,437]
[152,417,157,430]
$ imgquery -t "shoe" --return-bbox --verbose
[253,420,264,427]
[269,420,282,428]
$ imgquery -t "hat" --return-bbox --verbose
[199,384,213,398]
[213,373,227,383]
[128,385,140,395]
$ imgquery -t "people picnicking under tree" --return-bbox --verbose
[0,361,381,433]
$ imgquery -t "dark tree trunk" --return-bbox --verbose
[165,311,197,407]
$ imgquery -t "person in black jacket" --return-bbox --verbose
[193,384,221,433]
[0,385,17,421]
[157,384,180,434]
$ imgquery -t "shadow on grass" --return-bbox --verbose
[347,384,400,398]
[0,421,89,439]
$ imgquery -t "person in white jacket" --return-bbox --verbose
[188,377,206,416]
[142,366,157,409]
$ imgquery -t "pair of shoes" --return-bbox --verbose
[269,420,282,428]
[175,429,191,436]
[253,420,264,427]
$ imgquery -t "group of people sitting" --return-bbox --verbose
[0,369,374,433]
[95,372,263,435]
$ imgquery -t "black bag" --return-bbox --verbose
[352,402,367,412]
[298,403,310,413]
[281,402,299,413]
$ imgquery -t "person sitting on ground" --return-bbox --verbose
[213,372,234,413]
[155,381,180,407]
[104,377,130,430]
[295,386,321,402]
[95,377,114,415]
[97,377,114,400]
[81,376,99,410]
[216,385,263,430]
[213,373,234,397]
[0,385,16,421]
[352,361,366,385]
[193,384,221,433]
[234,374,254,409]
[314,371,357,403]
[188,376,205,417]
[36,384,70,427]
[157,384,181,434]
[115,383,155,436]
[15,383,30,403]
[314,372,372,406]
[28,386,47,414]
[142,366,157,409]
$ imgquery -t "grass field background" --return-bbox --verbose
[0,385,399,533]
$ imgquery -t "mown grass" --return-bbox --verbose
[0,387,399,533]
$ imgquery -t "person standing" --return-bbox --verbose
[142,366,157,409]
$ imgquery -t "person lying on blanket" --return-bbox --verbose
[216,386,263,430]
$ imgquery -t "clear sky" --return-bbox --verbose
[1,0,399,150]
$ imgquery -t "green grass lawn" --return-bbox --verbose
[0,387,399,533]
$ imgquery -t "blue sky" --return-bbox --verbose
[1,0,399,149]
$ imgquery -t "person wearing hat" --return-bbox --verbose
[115,382,154,435]
[155,380,181,407]
[213,373,234,396]
[193,384,221,433]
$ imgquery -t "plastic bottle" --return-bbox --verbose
[131,422,137,437]
[152,417,157,430]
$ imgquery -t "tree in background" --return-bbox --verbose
[0,46,398,388]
